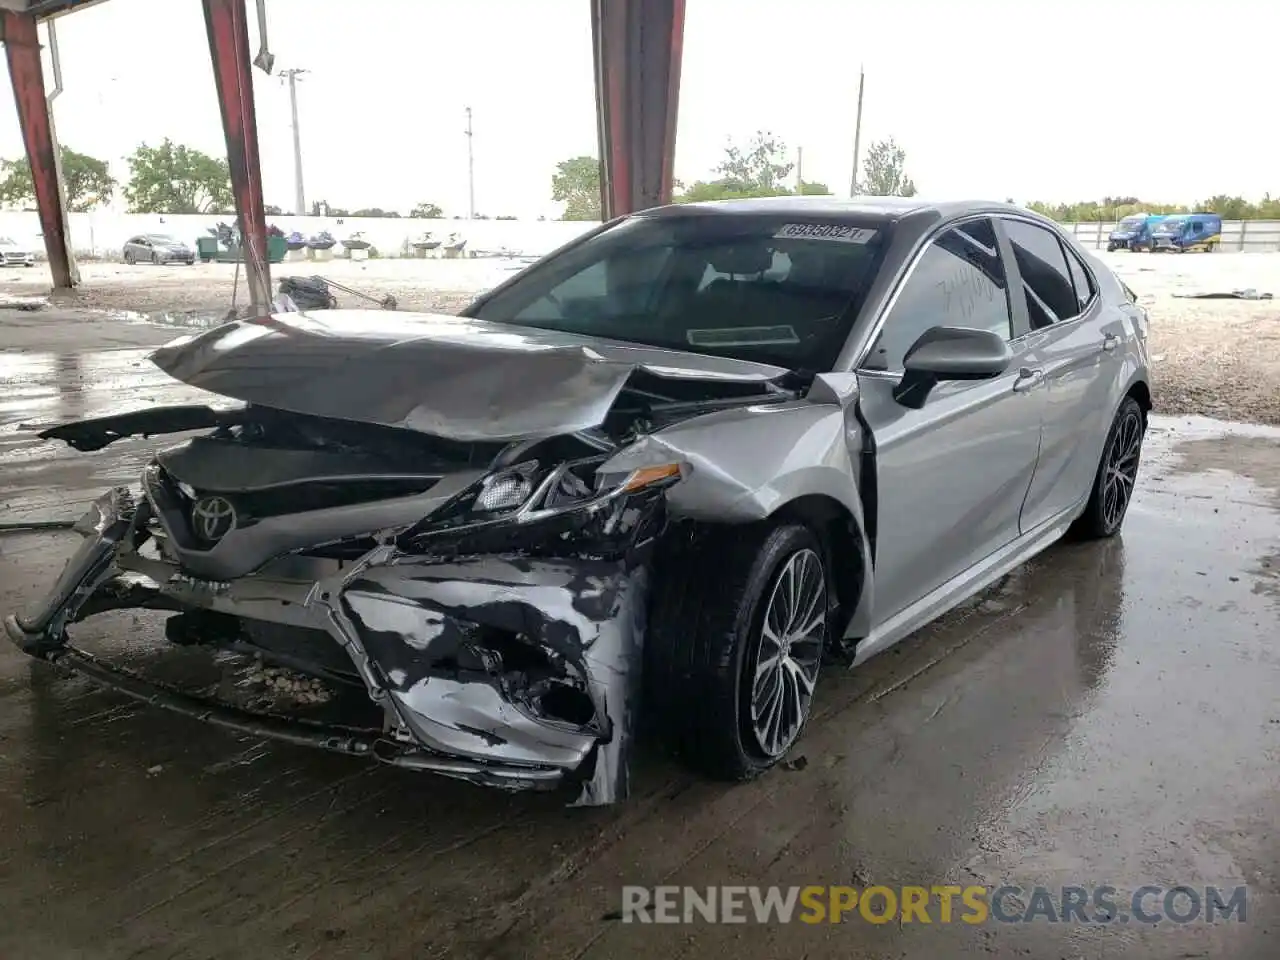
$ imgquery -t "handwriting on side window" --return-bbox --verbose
[936,264,997,322]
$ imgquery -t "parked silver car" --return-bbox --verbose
[122,233,195,265]
[0,235,35,267]
[6,198,1150,806]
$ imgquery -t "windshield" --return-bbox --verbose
[1117,216,1146,230]
[468,213,891,371]
[147,234,179,243]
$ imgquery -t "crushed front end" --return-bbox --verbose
[4,407,678,806]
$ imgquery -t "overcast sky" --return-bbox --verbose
[0,0,1273,218]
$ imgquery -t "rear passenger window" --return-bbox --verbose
[1063,245,1095,312]
[1002,220,1078,328]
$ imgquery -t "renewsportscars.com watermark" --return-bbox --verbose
[619,885,1249,925]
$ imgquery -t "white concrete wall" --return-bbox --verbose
[3,210,1278,260]
[0,211,601,260]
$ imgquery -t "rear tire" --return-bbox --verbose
[647,521,831,781]
[1072,396,1145,540]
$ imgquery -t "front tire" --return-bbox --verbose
[1072,396,1145,539]
[647,522,830,781]
[151,252,161,265]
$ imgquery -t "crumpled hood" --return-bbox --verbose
[150,310,789,442]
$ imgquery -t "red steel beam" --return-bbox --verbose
[590,0,685,220]
[203,0,271,315]
[1,11,74,289]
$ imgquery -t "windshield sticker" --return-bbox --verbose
[774,223,877,244]
[686,326,801,348]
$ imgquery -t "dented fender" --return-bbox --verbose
[598,374,875,639]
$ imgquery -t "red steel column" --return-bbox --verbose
[203,0,271,315]
[2,12,74,289]
[590,0,685,220]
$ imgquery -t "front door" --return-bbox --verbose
[856,217,1045,624]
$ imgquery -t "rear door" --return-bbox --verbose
[856,216,1045,623]
[998,217,1118,530]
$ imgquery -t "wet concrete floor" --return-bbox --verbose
[1,341,1278,959]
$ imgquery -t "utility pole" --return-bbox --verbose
[796,146,804,194]
[465,106,475,220]
[281,68,308,215]
[849,64,865,197]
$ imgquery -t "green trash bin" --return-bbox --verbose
[196,236,218,263]
[267,235,287,263]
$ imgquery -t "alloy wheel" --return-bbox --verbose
[749,547,826,758]
[1103,410,1143,530]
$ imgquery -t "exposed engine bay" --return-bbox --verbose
[6,363,798,806]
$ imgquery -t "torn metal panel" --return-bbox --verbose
[146,311,788,442]
[337,556,647,805]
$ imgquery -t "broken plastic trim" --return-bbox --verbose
[400,458,685,548]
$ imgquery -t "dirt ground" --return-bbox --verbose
[0,249,1276,424]
[1104,250,1280,425]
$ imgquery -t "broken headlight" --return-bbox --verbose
[404,459,684,545]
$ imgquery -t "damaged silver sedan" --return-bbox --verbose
[5,198,1152,805]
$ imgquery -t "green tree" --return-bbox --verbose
[551,155,601,220]
[674,135,830,203]
[124,139,233,214]
[351,207,400,218]
[410,201,443,218]
[857,137,916,197]
[0,146,116,212]
[716,131,794,193]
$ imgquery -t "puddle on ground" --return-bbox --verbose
[123,309,233,330]
[1167,427,1280,509]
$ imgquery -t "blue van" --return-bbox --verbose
[1150,213,1223,252]
[1107,214,1164,252]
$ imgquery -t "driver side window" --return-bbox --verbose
[863,218,1013,372]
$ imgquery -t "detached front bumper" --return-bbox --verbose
[5,488,648,806]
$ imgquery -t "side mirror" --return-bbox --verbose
[892,326,1013,409]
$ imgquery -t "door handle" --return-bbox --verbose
[1012,367,1043,393]
[1101,333,1120,352]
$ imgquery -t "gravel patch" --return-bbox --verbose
[1105,250,1280,425]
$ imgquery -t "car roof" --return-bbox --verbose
[637,195,1042,230]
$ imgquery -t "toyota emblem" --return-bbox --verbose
[190,495,237,543]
